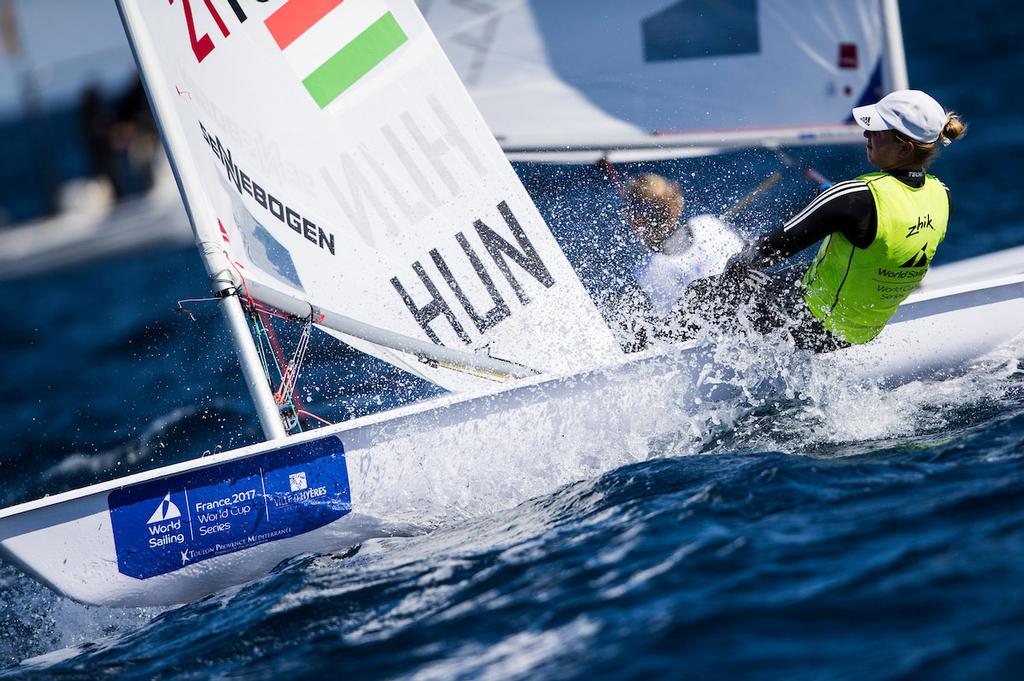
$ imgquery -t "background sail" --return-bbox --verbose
[418,0,909,161]
[119,0,623,392]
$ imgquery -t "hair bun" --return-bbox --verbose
[941,113,968,145]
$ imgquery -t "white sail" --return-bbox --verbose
[119,0,622,392]
[418,0,909,161]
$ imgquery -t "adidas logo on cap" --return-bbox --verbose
[852,90,947,142]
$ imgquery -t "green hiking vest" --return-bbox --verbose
[802,172,949,344]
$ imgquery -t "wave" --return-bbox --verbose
[2,280,1022,678]
[8,403,1022,678]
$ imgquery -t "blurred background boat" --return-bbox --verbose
[0,0,190,281]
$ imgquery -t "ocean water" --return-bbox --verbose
[2,0,1024,678]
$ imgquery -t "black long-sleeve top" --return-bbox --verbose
[738,169,951,269]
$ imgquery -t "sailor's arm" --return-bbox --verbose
[733,180,877,269]
[659,180,878,336]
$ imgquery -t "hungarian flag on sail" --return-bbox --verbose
[265,0,407,109]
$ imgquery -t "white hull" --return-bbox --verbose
[2,258,1023,607]
[918,245,1024,293]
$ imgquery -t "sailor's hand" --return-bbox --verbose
[719,256,770,295]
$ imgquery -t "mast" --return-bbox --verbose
[880,0,909,91]
[115,1,286,440]
[202,244,288,439]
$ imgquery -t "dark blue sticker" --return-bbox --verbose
[108,436,350,580]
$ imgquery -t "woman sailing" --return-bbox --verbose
[684,89,968,352]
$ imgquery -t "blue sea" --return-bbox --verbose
[2,0,1024,678]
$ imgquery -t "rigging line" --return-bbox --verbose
[223,262,317,328]
[174,295,221,321]
[719,171,783,222]
[262,306,304,410]
[275,315,313,407]
[598,156,645,242]
[225,256,305,428]
[250,301,325,326]
[773,148,833,189]
[253,302,298,323]
[248,308,278,387]
[227,256,257,308]
[247,306,303,433]
[225,256,298,400]
[297,409,333,427]
[599,157,629,202]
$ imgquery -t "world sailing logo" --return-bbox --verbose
[265,0,408,109]
[147,493,182,524]
[900,244,930,268]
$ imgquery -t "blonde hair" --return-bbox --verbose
[625,174,684,249]
[901,112,968,167]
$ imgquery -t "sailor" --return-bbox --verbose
[686,89,967,352]
[626,174,745,316]
[606,173,744,349]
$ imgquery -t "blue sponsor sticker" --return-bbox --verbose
[108,435,350,580]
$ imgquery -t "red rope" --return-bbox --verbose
[599,157,629,203]
[223,246,337,429]
[254,303,297,323]
[599,157,644,241]
[226,252,306,411]
[228,257,255,307]
[297,409,334,427]
[262,309,307,412]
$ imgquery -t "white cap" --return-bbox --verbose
[852,90,947,143]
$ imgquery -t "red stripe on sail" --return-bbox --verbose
[265,0,345,50]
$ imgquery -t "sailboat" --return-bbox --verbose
[0,0,1022,608]
[0,158,193,281]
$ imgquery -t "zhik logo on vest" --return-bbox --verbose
[906,214,935,238]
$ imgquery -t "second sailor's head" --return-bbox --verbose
[626,173,685,251]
